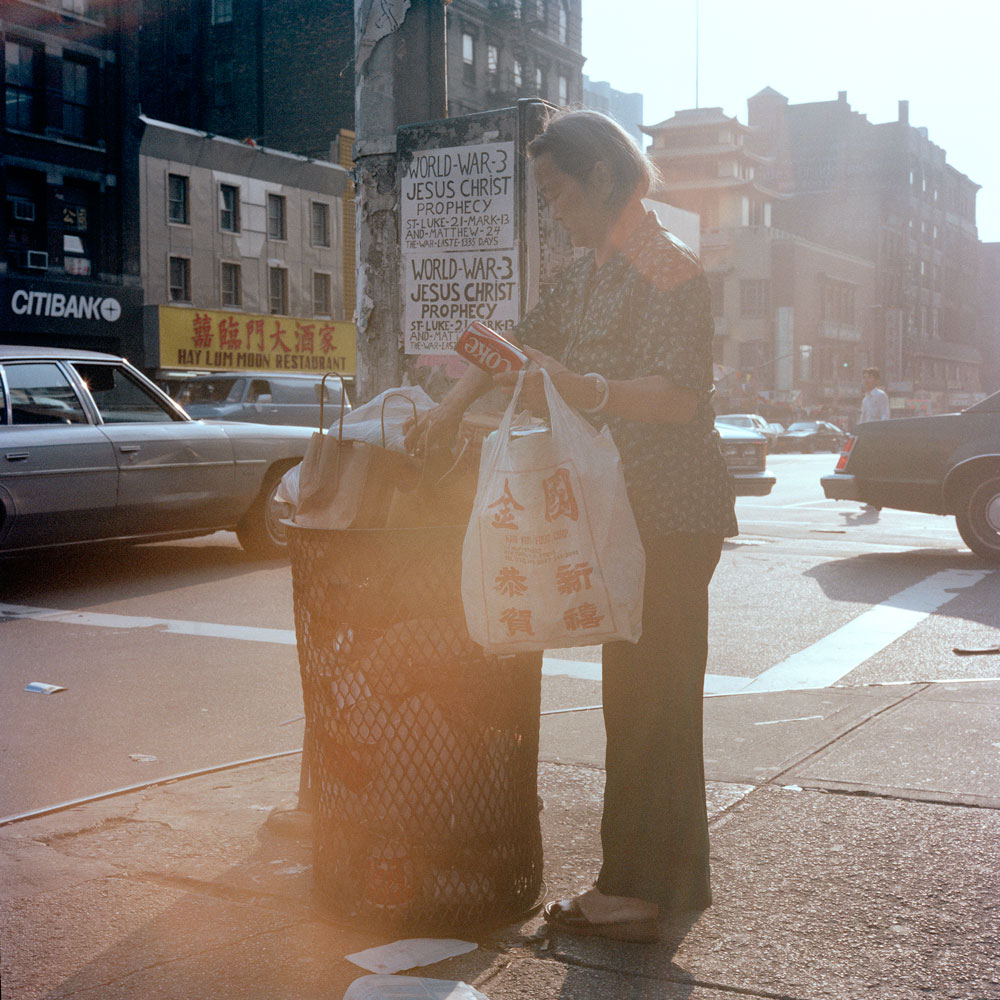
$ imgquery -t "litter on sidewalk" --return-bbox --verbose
[24,682,66,694]
[342,976,488,1000]
[346,939,477,974]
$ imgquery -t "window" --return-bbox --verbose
[313,272,331,315]
[513,59,523,89]
[4,363,87,425]
[739,279,768,318]
[73,363,177,424]
[169,256,191,302]
[462,33,475,85]
[62,0,88,13]
[558,0,568,43]
[219,184,240,232]
[5,41,42,132]
[487,44,499,86]
[221,262,241,307]
[62,57,95,140]
[535,66,546,95]
[269,267,288,315]
[267,193,286,240]
[168,174,189,224]
[211,0,233,24]
[213,57,233,106]
[513,0,522,17]
[558,74,568,105]
[311,202,331,246]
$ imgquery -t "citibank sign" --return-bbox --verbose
[10,288,122,323]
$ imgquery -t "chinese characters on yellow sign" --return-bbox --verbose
[157,306,356,374]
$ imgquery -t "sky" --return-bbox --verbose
[580,0,1000,242]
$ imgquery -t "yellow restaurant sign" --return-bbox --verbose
[157,305,356,374]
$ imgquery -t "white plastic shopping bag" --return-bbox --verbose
[462,368,644,654]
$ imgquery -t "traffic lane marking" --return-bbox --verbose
[0,603,297,645]
[739,568,992,694]
[5,567,993,696]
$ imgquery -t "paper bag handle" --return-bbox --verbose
[380,392,419,450]
[318,372,348,442]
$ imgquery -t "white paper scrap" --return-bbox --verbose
[345,939,477,975]
[24,682,66,695]
[342,975,488,1000]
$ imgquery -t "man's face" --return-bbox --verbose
[862,373,877,393]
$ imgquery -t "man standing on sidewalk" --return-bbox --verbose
[859,367,890,425]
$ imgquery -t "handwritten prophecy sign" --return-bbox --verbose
[400,141,518,354]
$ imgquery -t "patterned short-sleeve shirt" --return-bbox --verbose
[515,211,738,539]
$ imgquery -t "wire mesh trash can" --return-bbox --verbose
[288,523,544,932]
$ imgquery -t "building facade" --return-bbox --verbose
[139,118,354,376]
[138,0,355,160]
[446,0,585,118]
[749,89,984,414]
[645,92,988,421]
[1,0,145,358]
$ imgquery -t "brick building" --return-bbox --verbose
[138,0,354,160]
[645,91,987,421]
[750,89,984,414]
[447,0,584,118]
[1,0,145,358]
[138,117,353,375]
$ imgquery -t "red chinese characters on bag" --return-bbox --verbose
[488,479,525,531]
[494,566,528,597]
[543,468,579,522]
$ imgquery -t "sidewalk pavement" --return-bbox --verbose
[3,678,999,1000]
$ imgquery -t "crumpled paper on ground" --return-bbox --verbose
[345,938,477,974]
[342,975,488,1000]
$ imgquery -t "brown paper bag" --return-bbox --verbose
[294,383,419,530]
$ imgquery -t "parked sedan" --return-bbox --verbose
[170,370,353,428]
[715,421,775,496]
[821,391,1000,562]
[774,420,847,453]
[0,346,314,558]
[715,412,777,445]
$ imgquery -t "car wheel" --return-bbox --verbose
[955,475,1000,564]
[236,467,293,559]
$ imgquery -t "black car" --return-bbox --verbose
[821,391,1000,562]
[715,421,775,496]
[775,420,847,453]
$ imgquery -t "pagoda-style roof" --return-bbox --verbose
[641,106,746,135]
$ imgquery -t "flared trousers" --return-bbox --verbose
[595,531,724,911]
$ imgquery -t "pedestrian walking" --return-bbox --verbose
[405,109,737,942]
[858,367,889,512]
[859,367,890,424]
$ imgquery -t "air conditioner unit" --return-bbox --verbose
[24,250,48,270]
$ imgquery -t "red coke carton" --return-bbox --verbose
[455,321,528,375]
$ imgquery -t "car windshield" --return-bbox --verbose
[175,377,240,405]
[787,422,817,431]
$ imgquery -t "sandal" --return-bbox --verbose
[543,897,660,943]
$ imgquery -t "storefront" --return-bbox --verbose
[150,305,356,377]
[0,275,145,361]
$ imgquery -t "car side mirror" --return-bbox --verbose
[254,393,272,410]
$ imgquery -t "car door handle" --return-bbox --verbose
[119,445,141,453]
[5,452,29,462]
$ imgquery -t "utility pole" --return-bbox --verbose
[353,0,448,401]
